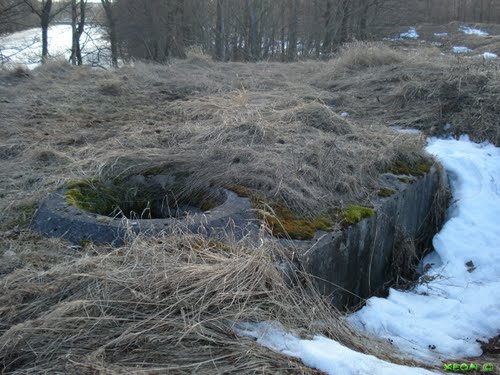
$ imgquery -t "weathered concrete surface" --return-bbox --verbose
[32,166,445,310]
[287,165,446,309]
[31,188,259,246]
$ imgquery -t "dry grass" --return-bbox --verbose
[313,44,500,146]
[0,41,498,372]
[0,232,428,374]
[334,41,405,71]
[0,51,429,231]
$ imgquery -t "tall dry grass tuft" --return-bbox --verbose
[0,231,427,373]
[336,41,405,70]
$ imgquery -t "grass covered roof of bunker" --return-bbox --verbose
[230,185,374,240]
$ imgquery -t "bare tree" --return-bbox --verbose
[287,0,298,60]
[23,0,70,63]
[214,0,224,60]
[0,0,34,34]
[100,0,117,67]
[108,0,500,64]
[70,0,86,65]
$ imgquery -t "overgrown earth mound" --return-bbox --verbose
[1,41,499,373]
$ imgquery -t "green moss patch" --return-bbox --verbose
[65,181,135,216]
[229,184,374,240]
[340,205,374,226]
[12,201,38,226]
[378,188,397,197]
[263,206,333,240]
[230,184,333,240]
[389,160,432,177]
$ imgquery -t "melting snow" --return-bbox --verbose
[480,52,497,59]
[235,321,436,375]
[460,26,489,36]
[452,46,472,53]
[400,27,419,39]
[390,126,422,135]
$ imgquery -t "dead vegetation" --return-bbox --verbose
[0,45,434,232]
[0,232,428,374]
[0,41,498,372]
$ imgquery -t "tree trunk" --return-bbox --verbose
[215,0,224,61]
[287,0,298,60]
[70,0,85,65]
[322,0,333,55]
[280,1,285,62]
[338,0,349,45]
[77,0,85,65]
[245,0,258,60]
[101,0,117,67]
[71,0,77,65]
[358,0,369,40]
[41,0,52,63]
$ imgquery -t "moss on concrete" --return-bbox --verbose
[65,181,130,216]
[230,184,375,239]
[389,160,432,177]
[378,188,397,197]
[263,205,333,240]
[230,184,333,240]
[66,176,219,218]
[341,205,374,226]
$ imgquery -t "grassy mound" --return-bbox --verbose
[0,51,431,233]
[294,102,353,134]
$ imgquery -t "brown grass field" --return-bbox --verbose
[0,40,499,373]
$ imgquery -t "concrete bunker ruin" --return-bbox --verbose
[32,172,259,246]
[32,164,447,309]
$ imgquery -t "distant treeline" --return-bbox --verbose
[1,0,499,64]
[113,0,500,62]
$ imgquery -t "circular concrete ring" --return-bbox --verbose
[32,187,259,246]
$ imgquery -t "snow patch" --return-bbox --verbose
[235,321,437,375]
[460,26,489,36]
[434,32,448,37]
[452,46,472,53]
[400,27,419,39]
[389,126,422,135]
[479,52,497,59]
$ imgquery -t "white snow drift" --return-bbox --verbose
[460,26,489,36]
[400,27,419,39]
[479,52,497,59]
[235,321,436,375]
[452,46,472,53]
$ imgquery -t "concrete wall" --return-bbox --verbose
[290,165,446,309]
